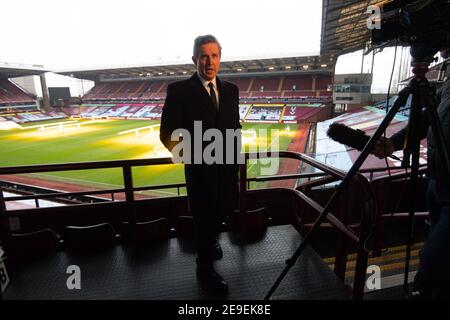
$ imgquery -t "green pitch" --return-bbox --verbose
[0,119,298,195]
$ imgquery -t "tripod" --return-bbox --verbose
[265,58,450,300]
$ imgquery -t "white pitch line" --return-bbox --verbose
[29,173,181,196]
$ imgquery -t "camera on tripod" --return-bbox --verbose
[371,0,450,63]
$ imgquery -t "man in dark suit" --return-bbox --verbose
[160,35,241,295]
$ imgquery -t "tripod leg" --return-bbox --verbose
[402,83,424,291]
[403,138,420,291]
[264,86,412,300]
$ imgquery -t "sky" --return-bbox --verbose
[1,0,414,95]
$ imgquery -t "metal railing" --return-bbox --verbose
[0,157,174,211]
[239,151,375,299]
[0,152,380,299]
[0,153,412,210]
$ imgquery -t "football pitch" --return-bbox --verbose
[0,119,298,195]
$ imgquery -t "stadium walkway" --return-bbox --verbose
[3,225,349,300]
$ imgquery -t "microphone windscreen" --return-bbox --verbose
[326,122,370,151]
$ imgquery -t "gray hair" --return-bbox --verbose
[193,35,222,59]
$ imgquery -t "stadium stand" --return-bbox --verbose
[250,77,280,92]
[281,105,327,123]
[81,75,333,104]
[250,91,281,98]
[120,104,145,118]
[223,77,252,93]
[61,106,81,116]
[282,74,313,91]
[245,106,284,122]
[239,104,251,119]
[0,103,67,124]
[0,79,35,105]
[282,90,317,97]
[1,74,332,125]
[315,75,332,90]
[81,106,110,117]
[240,103,329,123]
[101,105,133,117]
[373,96,405,115]
[151,81,171,99]
[141,81,166,100]
[111,81,148,100]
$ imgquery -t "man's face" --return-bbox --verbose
[192,42,221,81]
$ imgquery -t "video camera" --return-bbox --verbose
[371,0,450,63]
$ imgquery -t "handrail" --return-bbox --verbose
[246,151,348,180]
[1,152,377,209]
[287,188,359,242]
[0,157,174,175]
[2,189,124,202]
[2,182,187,202]
[244,150,375,300]
[247,164,426,183]
[0,152,375,236]
[245,151,375,226]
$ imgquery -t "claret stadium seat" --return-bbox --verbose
[63,223,121,252]
[122,218,171,245]
[8,228,63,260]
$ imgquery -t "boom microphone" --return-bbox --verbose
[326,122,400,160]
[327,122,370,151]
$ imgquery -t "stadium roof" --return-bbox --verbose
[321,0,385,56]
[56,54,337,82]
[0,62,49,78]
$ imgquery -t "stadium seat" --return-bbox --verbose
[122,218,171,245]
[63,223,120,252]
[228,207,268,235]
[8,228,63,260]
[176,215,194,239]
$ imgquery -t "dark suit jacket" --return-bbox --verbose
[160,73,241,158]
[160,73,241,221]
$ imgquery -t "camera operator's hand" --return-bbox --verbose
[372,137,395,159]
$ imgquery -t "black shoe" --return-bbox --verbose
[407,289,432,300]
[210,241,223,261]
[411,269,434,299]
[196,259,229,295]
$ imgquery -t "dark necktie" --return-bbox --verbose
[208,82,218,111]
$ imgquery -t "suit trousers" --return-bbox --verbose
[184,164,238,259]
[185,164,221,259]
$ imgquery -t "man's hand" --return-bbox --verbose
[372,137,395,159]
